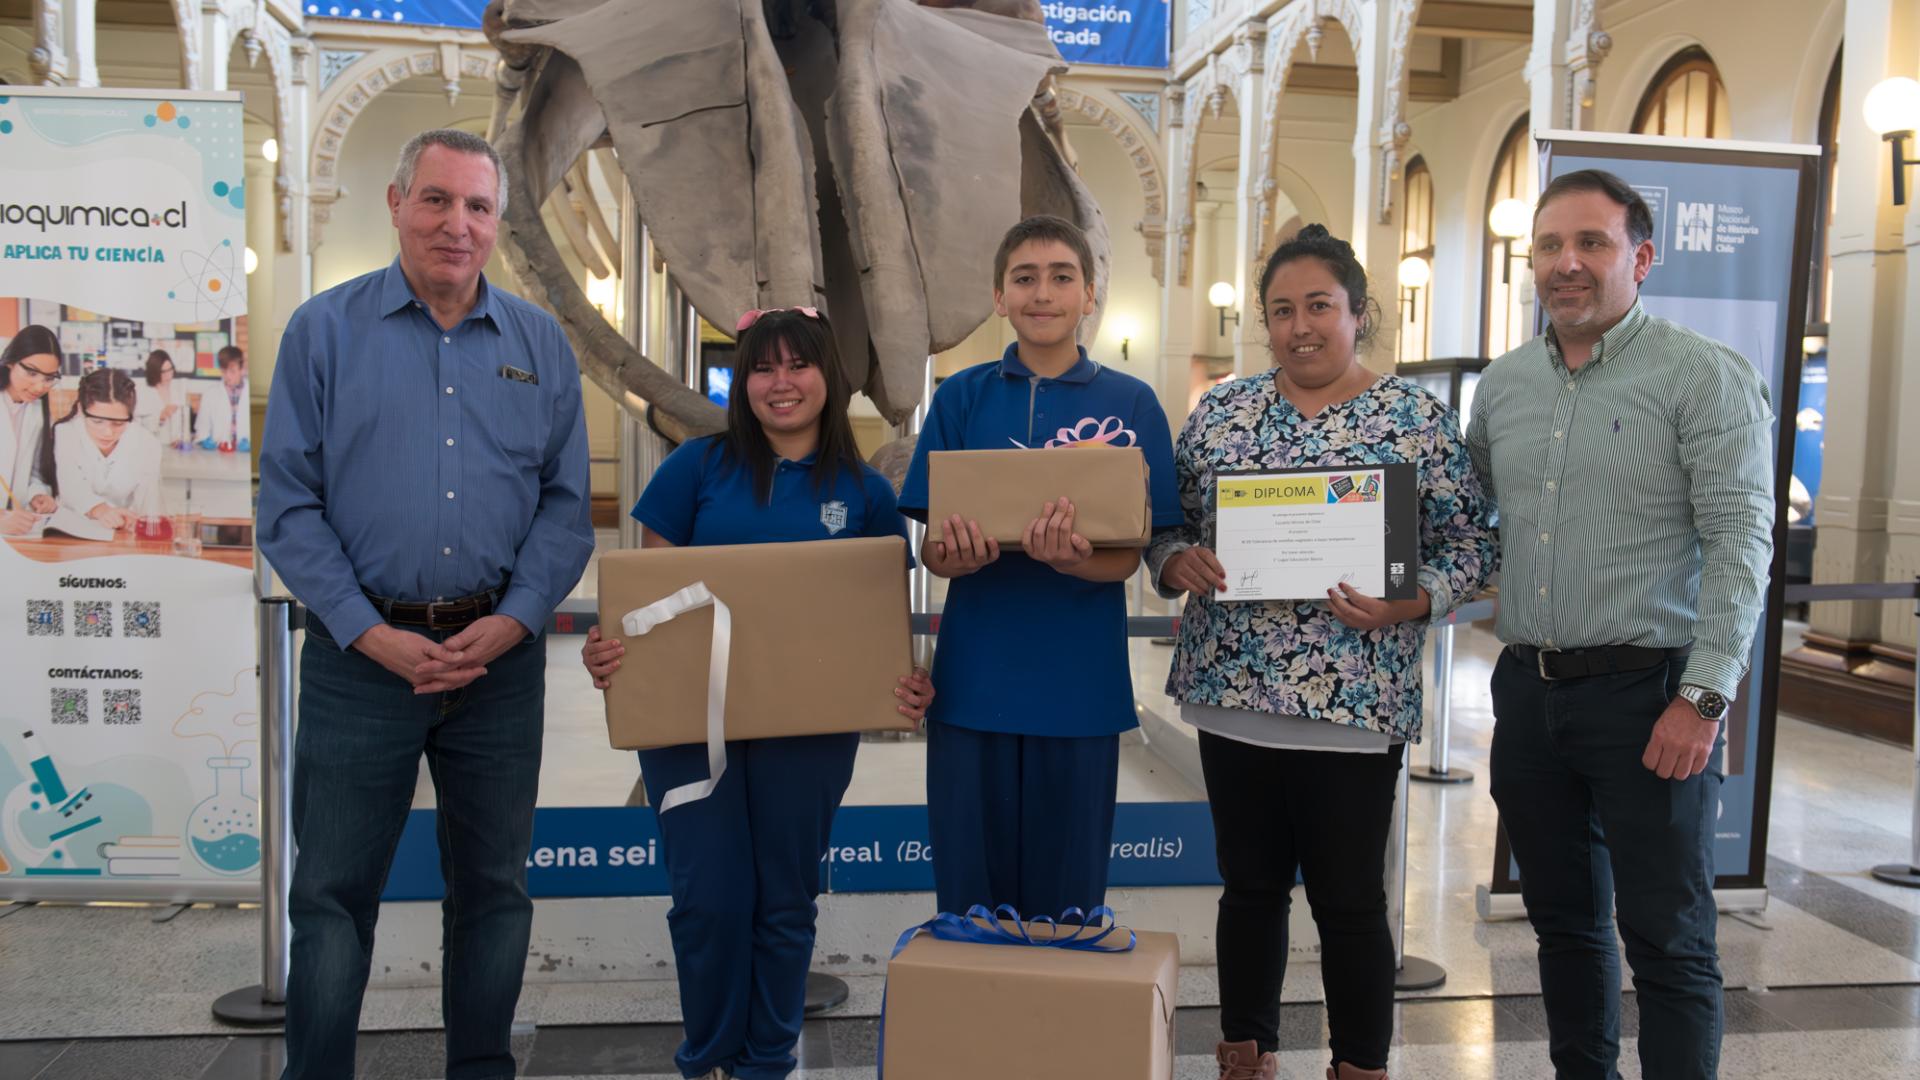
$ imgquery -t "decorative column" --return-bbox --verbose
[30,0,99,87]
[1525,0,1574,133]
[60,0,96,87]
[1228,22,1269,378]
[1563,0,1613,131]
[199,0,231,93]
[1159,83,1199,421]
[281,37,314,304]
[1782,0,1917,742]
[1349,0,1400,370]
[1886,204,1920,652]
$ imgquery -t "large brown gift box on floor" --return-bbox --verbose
[927,446,1153,547]
[595,537,914,750]
[880,920,1179,1079]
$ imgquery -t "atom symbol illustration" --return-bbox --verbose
[166,238,243,320]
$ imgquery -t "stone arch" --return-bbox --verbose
[1173,74,1242,287]
[307,44,498,248]
[1373,0,1422,223]
[1255,0,1364,253]
[1599,34,1716,135]
[1790,3,1846,145]
[1053,87,1170,284]
[225,12,299,251]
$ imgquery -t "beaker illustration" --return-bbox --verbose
[186,757,260,875]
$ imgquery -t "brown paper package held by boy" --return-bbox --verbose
[927,445,1152,547]
[881,921,1178,1079]
[595,536,915,750]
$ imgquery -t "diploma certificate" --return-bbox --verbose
[1212,464,1420,601]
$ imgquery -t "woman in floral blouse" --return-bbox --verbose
[1149,224,1495,1080]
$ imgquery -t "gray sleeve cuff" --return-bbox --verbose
[1147,540,1193,600]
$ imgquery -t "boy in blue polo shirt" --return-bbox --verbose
[898,215,1183,919]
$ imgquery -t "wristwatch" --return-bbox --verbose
[1677,685,1730,722]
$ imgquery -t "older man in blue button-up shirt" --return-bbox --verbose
[259,128,593,1080]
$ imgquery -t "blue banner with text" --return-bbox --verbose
[1044,1,1170,69]
[381,802,1220,901]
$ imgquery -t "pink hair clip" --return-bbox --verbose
[735,306,821,332]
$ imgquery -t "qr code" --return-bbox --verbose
[103,689,141,726]
[123,601,162,639]
[74,601,113,638]
[51,687,87,725]
[27,600,63,637]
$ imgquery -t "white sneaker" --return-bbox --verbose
[692,1070,730,1080]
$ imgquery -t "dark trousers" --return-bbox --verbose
[638,733,859,1080]
[1199,733,1403,1070]
[1489,648,1724,1080]
[925,720,1120,917]
[284,617,546,1080]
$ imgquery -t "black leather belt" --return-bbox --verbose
[1510,642,1691,682]
[364,580,507,632]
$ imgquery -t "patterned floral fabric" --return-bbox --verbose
[1146,372,1497,742]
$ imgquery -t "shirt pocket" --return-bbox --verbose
[487,367,549,466]
[1587,407,1681,515]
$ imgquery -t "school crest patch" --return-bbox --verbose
[820,499,849,535]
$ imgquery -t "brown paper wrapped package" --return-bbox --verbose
[881,921,1178,1079]
[595,537,915,750]
[927,446,1152,547]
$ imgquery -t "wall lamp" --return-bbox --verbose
[1208,280,1240,337]
[1865,77,1920,205]
[1488,198,1533,284]
[1108,312,1141,362]
[1397,255,1431,322]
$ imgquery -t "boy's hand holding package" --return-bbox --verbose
[1023,498,1092,571]
[925,514,1001,578]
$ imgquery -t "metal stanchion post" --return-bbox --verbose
[214,596,298,1025]
[1388,753,1447,991]
[811,358,938,1016]
[1870,575,1920,889]
[1411,623,1473,784]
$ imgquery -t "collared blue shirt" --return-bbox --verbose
[634,435,911,551]
[898,344,1182,737]
[258,259,595,648]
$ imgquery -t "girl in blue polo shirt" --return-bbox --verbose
[581,307,934,1080]
[898,215,1182,919]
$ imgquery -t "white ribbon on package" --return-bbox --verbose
[621,582,732,813]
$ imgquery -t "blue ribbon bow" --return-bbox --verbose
[876,905,1137,1075]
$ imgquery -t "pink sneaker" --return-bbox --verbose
[1217,1039,1278,1080]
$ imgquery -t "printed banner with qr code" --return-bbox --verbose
[0,89,258,900]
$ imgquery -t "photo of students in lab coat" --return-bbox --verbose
[192,346,249,451]
[53,368,163,531]
[136,349,189,446]
[1,324,61,536]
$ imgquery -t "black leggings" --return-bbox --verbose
[1199,732,1404,1070]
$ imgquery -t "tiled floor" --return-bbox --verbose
[7,594,1920,1077]
[5,987,1920,1078]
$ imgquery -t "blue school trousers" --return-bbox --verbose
[639,732,859,1080]
[925,719,1120,918]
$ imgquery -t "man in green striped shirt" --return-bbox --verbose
[1466,168,1774,1080]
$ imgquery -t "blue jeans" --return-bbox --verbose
[925,721,1120,918]
[639,733,859,1080]
[1488,648,1724,1080]
[283,616,546,1080]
